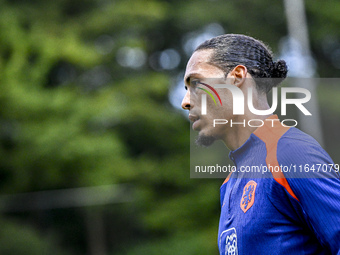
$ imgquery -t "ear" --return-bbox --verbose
[228,65,248,87]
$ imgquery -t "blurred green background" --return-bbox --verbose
[0,0,339,254]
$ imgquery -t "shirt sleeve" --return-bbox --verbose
[277,136,340,254]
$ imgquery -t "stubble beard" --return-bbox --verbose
[195,133,216,147]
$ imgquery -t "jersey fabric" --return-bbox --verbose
[218,115,340,255]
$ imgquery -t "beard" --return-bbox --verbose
[195,134,216,147]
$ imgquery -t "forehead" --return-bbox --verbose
[184,49,224,82]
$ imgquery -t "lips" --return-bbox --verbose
[188,114,200,130]
[188,114,199,123]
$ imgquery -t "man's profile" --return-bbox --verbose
[181,34,340,254]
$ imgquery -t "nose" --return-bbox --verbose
[181,90,191,110]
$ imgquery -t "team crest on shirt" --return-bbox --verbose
[220,227,238,255]
[240,180,257,213]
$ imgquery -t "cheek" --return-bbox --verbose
[196,89,232,118]
[190,89,202,107]
[218,94,234,117]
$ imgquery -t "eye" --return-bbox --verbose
[184,86,187,90]
[190,79,200,87]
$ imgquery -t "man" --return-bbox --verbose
[181,34,340,254]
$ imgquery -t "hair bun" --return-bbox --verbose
[271,60,288,79]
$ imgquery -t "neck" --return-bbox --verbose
[222,93,272,151]
[221,114,271,150]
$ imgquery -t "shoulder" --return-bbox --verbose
[277,127,334,168]
[276,128,340,202]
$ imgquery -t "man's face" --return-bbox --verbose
[182,49,234,146]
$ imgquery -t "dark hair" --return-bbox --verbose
[195,34,288,93]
